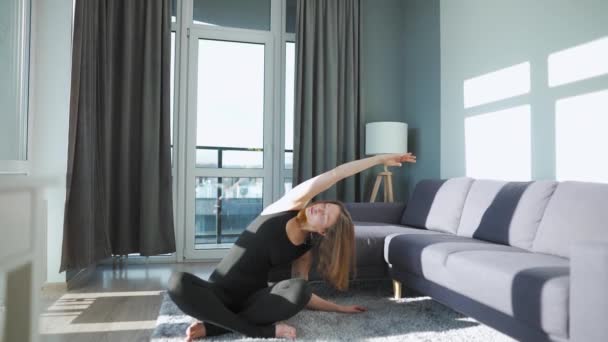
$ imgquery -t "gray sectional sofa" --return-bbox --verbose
[268,177,607,341]
[344,178,608,342]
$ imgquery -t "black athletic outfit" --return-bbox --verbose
[168,210,314,338]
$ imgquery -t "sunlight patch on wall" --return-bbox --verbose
[463,62,530,108]
[465,105,532,181]
[549,37,608,87]
[555,89,608,183]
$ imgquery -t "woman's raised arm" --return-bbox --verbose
[262,153,415,214]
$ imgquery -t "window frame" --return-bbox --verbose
[183,27,275,259]
[173,0,296,260]
[0,0,32,175]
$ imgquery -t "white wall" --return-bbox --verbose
[441,0,608,181]
[29,0,73,283]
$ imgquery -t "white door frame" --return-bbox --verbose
[183,28,275,260]
[172,0,294,261]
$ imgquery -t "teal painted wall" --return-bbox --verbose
[360,0,408,202]
[441,0,608,180]
[403,0,441,196]
[360,0,441,202]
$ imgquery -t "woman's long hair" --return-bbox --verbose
[295,200,356,291]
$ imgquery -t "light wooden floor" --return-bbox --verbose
[39,262,217,342]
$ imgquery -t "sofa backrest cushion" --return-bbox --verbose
[532,181,608,258]
[457,180,557,249]
[400,177,474,234]
[344,202,406,225]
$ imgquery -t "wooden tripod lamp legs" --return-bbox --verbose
[370,165,394,203]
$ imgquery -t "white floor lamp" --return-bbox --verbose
[365,121,408,203]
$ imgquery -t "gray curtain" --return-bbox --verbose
[293,0,363,202]
[61,0,175,272]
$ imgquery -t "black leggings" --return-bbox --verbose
[167,271,312,338]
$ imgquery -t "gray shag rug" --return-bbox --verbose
[151,281,515,341]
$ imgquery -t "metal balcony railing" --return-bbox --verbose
[193,146,293,244]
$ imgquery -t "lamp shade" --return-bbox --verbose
[365,121,408,155]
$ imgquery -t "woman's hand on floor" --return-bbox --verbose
[338,304,367,313]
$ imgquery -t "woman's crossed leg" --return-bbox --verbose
[167,271,312,340]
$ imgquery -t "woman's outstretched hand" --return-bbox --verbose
[338,304,367,313]
[379,152,416,167]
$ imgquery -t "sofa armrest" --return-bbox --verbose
[343,202,406,225]
[570,241,608,342]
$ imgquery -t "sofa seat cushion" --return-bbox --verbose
[270,222,412,282]
[385,233,524,279]
[439,250,569,338]
[354,223,428,268]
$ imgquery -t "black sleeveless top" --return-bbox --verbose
[209,210,313,301]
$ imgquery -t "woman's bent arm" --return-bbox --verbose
[307,293,343,312]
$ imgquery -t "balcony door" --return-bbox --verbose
[184,29,274,259]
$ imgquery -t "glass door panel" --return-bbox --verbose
[195,177,263,248]
[284,42,295,170]
[196,39,265,169]
[185,32,272,258]
[193,0,271,31]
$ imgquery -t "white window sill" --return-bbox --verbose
[0,160,30,176]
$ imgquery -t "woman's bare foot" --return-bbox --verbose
[275,323,296,339]
[185,321,206,341]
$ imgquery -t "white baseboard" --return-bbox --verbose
[98,254,178,265]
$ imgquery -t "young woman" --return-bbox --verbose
[168,152,416,341]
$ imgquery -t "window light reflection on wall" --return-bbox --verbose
[548,36,608,87]
[465,105,532,181]
[555,89,608,183]
[463,62,530,109]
